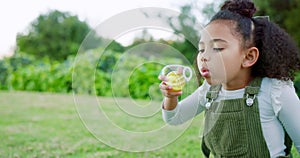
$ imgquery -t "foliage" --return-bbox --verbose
[1,44,199,100]
[251,0,300,92]
[170,5,200,46]
[167,5,200,64]
[0,47,159,99]
[165,0,223,83]
[3,0,300,99]
[253,0,300,47]
[6,56,72,93]
[294,72,300,96]
[72,48,117,96]
[16,10,100,61]
[2,43,299,99]
[0,54,34,90]
[128,62,163,100]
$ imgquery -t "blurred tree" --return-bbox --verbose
[201,0,224,23]
[168,5,200,58]
[16,10,101,61]
[253,0,300,97]
[171,0,299,50]
[170,5,200,47]
[253,0,300,47]
[166,1,224,62]
[165,1,223,83]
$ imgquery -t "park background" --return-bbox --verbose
[1,0,300,157]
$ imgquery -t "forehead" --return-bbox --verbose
[199,20,240,44]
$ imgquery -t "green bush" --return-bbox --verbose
[7,57,72,93]
[0,54,34,90]
[128,62,163,100]
[8,48,300,100]
[294,72,300,96]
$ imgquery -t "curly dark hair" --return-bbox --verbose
[207,0,300,81]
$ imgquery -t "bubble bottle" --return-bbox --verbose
[160,65,192,91]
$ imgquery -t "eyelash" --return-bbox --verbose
[213,48,224,52]
[198,48,224,53]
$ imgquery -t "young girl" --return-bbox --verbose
[159,0,300,157]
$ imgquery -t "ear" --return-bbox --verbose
[242,47,259,68]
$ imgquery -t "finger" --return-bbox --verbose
[165,90,182,97]
[158,75,168,81]
[177,67,183,74]
[159,82,172,90]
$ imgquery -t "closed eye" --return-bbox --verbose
[213,48,224,52]
[198,49,205,53]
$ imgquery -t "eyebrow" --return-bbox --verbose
[198,38,227,47]
[211,39,227,43]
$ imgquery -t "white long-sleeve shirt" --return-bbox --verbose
[162,77,300,157]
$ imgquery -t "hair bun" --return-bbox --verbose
[221,0,256,18]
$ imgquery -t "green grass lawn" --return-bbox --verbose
[0,91,299,158]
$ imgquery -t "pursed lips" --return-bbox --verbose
[200,67,210,77]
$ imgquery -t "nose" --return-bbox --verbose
[198,52,209,62]
[201,56,208,62]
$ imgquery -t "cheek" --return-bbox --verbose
[196,53,202,68]
[219,55,242,78]
[209,54,224,68]
[209,54,227,75]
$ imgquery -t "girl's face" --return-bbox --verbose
[197,20,248,89]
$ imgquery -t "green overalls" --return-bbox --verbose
[201,78,292,158]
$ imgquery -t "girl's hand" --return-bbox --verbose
[158,75,182,98]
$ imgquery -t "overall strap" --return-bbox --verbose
[202,84,221,157]
[206,84,222,100]
[205,84,221,109]
[244,78,262,107]
[244,78,262,95]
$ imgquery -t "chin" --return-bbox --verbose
[205,78,212,85]
[204,77,214,85]
[204,77,221,86]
